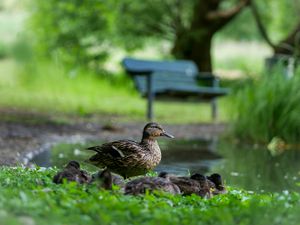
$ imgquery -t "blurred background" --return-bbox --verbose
[1,0,299,123]
[1,0,300,192]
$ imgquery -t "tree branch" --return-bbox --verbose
[207,0,250,21]
[249,0,276,50]
[274,21,300,55]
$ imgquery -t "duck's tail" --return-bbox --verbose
[86,146,102,154]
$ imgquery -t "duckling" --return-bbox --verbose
[160,172,211,198]
[53,161,91,184]
[125,173,181,195]
[207,173,227,195]
[86,122,174,179]
[91,169,125,189]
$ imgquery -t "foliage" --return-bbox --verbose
[0,166,300,225]
[232,69,300,144]
[28,0,110,68]
[220,0,300,42]
[28,0,300,67]
[0,41,9,59]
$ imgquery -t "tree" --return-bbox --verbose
[250,0,300,57]
[31,0,253,72]
[32,0,300,73]
[115,0,250,72]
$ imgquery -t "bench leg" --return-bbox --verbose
[147,74,154,121]
[211,99,218,122]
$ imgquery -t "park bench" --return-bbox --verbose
[122,57,229,121]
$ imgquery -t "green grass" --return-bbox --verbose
[0,166,299,225]
[0,59,232,123]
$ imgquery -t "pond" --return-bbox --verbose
[30,139,300,193]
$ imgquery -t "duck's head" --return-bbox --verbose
[142,122,174,139]
[65,160,80,170]
[207,173,223,187]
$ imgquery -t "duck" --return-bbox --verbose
[124,173,181,195]
[206,173,227,195]
[86,122,174,179]
[91,169,125,189]
[53,161,92,184]
[159,172,211,198]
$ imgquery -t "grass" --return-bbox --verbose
[0,166,300,225]
[0,59,232,124]
[232,69,300,144]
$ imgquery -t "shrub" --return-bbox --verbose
[232,69,300,144]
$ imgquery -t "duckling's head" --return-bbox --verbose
[207,173,223,187]
[96,169,113,190]
[142,122,174,139]
[65,160,80,170]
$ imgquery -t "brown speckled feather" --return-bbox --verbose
[87,139,161,178]
[169,175,212,198]
[125,176,181,195]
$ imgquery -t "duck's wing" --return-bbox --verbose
[87,140,141,159]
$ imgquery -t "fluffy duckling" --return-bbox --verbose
[91,169,125,189]
[207,173,227,195]
[160,172,211,198]
[86,122,174,179]
[125,173,180,195]
[53,161,91,184]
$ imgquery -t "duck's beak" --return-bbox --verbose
[161,131,174,138]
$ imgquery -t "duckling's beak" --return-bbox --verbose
[161,131,174,138]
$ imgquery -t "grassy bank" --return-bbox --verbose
[0,167,299,225]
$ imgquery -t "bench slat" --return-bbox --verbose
[123,58,199,77]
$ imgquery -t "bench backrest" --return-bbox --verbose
[122,57,199,77]
[133,72,201,95]
[122,58,201,95]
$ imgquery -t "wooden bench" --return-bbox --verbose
[122,57,229,121]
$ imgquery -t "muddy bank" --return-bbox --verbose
[0,120,226,166]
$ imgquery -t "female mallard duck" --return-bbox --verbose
[125,173,181,195]
[159,172,211,198]
[207,173,227,195]
[53,161,91,184]
[86,122,174,179]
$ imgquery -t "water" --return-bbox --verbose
[30,139,300,193]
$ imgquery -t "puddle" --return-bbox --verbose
[30,139,300,193]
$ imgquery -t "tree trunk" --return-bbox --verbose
[172,32,213,72]
[171,0,249,72]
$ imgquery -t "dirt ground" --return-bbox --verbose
[0,111,227,166]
